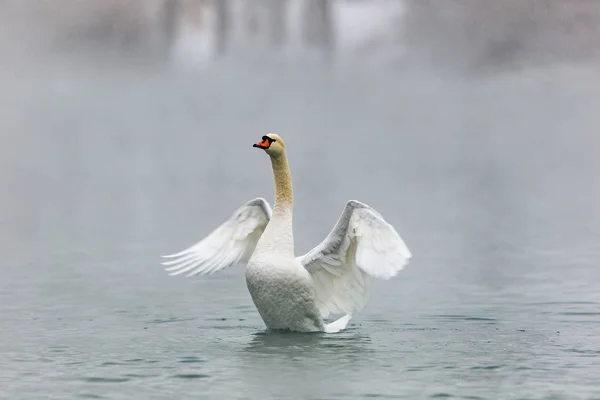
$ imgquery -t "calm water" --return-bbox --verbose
[1,61,600,399]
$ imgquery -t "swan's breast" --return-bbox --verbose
[245,256,321,324]
[245,255,310,293]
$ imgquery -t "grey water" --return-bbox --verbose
[1,60,600,400]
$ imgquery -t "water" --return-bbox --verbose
[1,61,600,399]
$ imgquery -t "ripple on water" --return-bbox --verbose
[210,324,259,331]
[470,365,503,370]
[82,377,130,383]
[123,358,159,364]
[78,394,105,399]
[172,373,210,379]
[430,315,497,322]
[563,348,600,356]
[179,356,205,364]
[122,373,159,379]
[65,361,86,366]
[149,317,196,324]
[558,312,600,316]
[233,305,255,312]
[48,346,69,353]
[403,327,439,332]
[99,362,123,367]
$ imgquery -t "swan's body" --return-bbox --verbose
[162,133,412,333]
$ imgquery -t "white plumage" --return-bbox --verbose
[298,200,412,319]
[162,198,271,277]
[162,133,412,333]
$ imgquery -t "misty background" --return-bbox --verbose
[2,0,600,71]
[1,0,599,255]
[1,1,599,399]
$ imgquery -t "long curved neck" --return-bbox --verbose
[259,151,294,256]
[271,153,294,216]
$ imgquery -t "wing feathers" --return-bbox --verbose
[161,198,272,277]
[298,200,411,318]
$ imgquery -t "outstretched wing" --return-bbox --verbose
[161,198,272,277]
[297,200,412,318]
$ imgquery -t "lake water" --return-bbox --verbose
[1,60,599,399]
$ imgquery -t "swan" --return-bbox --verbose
[161,133,412,333]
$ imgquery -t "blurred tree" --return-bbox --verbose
[215,0,230,56]
[19,0,182,67]
[161,0,181,57]
[403,0,600,74]
[267,0,288,49]
[302,0,334,59]
[243,1,260,39]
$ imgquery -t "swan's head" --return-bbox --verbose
[253,133,285,157]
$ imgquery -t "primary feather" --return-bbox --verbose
[161,198,272,277]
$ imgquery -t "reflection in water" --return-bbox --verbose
[236,330,376,399]
[244,329,374,357]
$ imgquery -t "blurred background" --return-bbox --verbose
[2,0,600,71]
[1,1,600,399]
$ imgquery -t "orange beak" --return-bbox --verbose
[253,138,270,149]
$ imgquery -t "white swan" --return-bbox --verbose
[161,133,412,333]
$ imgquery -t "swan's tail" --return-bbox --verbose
[324,315,352,333]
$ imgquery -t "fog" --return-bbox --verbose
[1,2,599,398]
[1,0,599,264]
